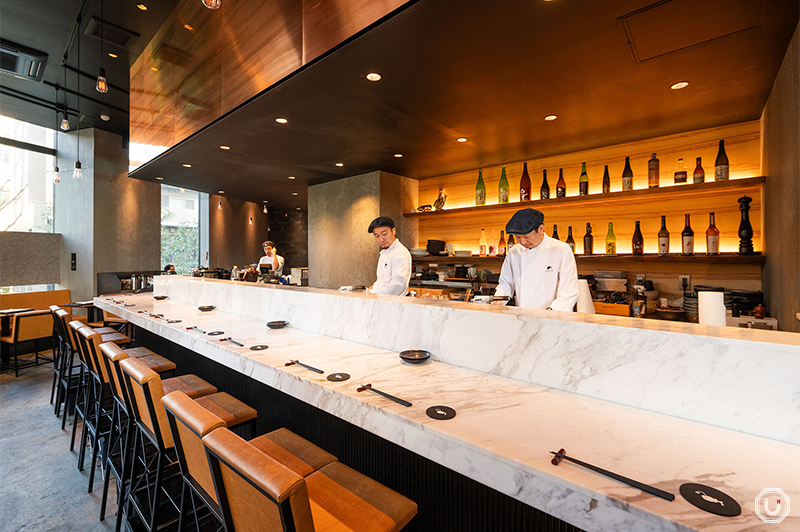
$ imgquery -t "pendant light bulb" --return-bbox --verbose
[263,204,268,214]
[249,217,253,226]
[73,160,83,180]
[180,187,185,193]
[54,167,61,184]
[96,67,108,93]
[202,0,221,9]
[60,112,69,131]
[218,201,222,210]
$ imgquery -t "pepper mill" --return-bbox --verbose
[737,195,754,255]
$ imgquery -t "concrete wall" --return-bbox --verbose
[268,209,308,271]
[0,232,61,287]
[762,21,800,332]
[308,171,418,289]
[208,194,268,270]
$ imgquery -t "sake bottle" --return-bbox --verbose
[519,163,532,201]
[498,230,507,256]
[602,165,610,194]
[579,163,589,196]
[498,166,510,204]
[583,223,593,255]
[605,222,616,255]
[622,156,634,191]
[556,168,567,198]
[566,226,575,253]
[552,224,559,240]
[475,169,486,206]
[479,229,488,256]
[714,140,729,181]
[540,169,550,199]
[631,221,644,256]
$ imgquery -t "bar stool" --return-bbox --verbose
[0,310,54,377]
[203,427,418,532]
[119,357,257,532]
[162,390,336,532]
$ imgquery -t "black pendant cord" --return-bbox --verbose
[100,0,104,69]
[54,88,59,166]
[76,15,80,164]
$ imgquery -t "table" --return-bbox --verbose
[62,301,100,323]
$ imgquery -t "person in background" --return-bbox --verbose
[493,208,578,311]
[163,264,176,274]
[367,216,411,296]
[258,240,285,277]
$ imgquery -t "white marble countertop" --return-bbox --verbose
[96,291,799,532]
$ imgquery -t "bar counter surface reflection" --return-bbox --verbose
[95,276,800,532]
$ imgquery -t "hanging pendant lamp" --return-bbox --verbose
[202,0,221,9]
[74,19,83,180]
[53,87,61,184]
[60,65,70,131]
[96,0,108,93]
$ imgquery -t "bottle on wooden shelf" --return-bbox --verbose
[715,140,729,181]
[602,165,610,193]
[737,195,754,255]
[673,158,687,183]
[507,233,516,249]
[552,224,560,241]
[556,168,567,198]
[540,169,550,199]
[475,169,486,206]
[658,215,670,256]
[583,223,593,255]
[489,229,497,256]
[605,222,616,255]
[693,157,705,184]
[622,156,633,191]
[706,212,719,255]
[566,226,575,253]
[479,229,488,256]
[520,163,532,201]
[632,221,644,255]
[579,163,589,196]
[499,166,510,204]
[681,214,694,256]
[648,153,660,188]
[498,230,507,256]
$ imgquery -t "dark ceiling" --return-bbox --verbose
[0,0,179,139]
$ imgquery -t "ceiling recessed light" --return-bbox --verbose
[291,192,298,196]
[296,207,301,210]
[155,176,163,180]
[218,190,225,194]
[100,114,110,121]
[288,176,295,179]
[137,3,147,10]
[394,153,403,158]
[150,66,159,72]
[108,53,118,58]
[182,164,192,168]
[262,200,268,203]
[335,162,344,167]
[219,145,230,150]
[457,137,468,143]
[275,117,288,124]
[366,72,381,81]
[670,81,690,90]
[184,24,194,31]
[544,114,558,121]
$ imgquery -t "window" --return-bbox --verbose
[161,184,201,274]
[185,199,194,210]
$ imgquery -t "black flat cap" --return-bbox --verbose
[368,216,395,233]
[505,208,544,235]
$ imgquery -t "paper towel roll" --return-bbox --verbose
[576,279,595,314]
[699,291,726,326]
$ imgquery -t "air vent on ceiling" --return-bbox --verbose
[85,16,140,47]
[0,39,47,82]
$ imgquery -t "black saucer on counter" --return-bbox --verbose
[426,405,456,420]
[679,483,741,516]
[250,345,269,351]
[207,330,225,336]
[327,372,350,382]
[267,320,288,329]
[198,305,216,312]
[153,295,168,300]
[399,350,431,365]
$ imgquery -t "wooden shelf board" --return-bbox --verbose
[412,253,765,265]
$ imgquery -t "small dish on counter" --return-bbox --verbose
[399,349,431,365]
[153,295,168,300]
[197,305,216,312]
[267,320,288,329]
[654,307,686,321]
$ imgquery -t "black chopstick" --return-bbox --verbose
[357,383,412,407]
[285,360,324,374]
[186,326,206,334]
[221,337,243,347]
[550,449,674,501]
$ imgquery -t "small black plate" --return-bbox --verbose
[167,319,182,324]
[207,330,225,336]
[327,372,350,382]
[399,349,431,364]
[267,320,288,329]
[426,406,456,420]
[250,345,269,351]
[198,305,216,312]
[679,483,741,516]
[153,295,168,300]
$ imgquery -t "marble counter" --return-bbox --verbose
[96,289,799,532]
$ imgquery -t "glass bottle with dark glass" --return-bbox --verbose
[552,224,559,240]
[540,169,550,199]
[706,212,719,255]
[498,166,510,204]
[602,165,610,194]
[632,221,644,255]
[583,223,593,255]
[693,157,705,184]
[507,233,516,249]
[556,168,567,197]
[648,153,660,188]
[566,226,575,253]
[658,215,670,256]
[714,140,729,181]
[622,156,633,191]
[475,169,486,206]
[519,162,532,201]
[579,163,589,195]
[681,214,694,255]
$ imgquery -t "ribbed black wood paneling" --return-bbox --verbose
[138,329,584,532]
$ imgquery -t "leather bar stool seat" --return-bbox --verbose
[124,346,158,358]
[193,392,257,427]
[93,326,118,335]
[250,428,337,477]
[99,331,131,344]
[162,374,217,398]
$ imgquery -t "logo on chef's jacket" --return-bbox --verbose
[545,265,554,272]
[384,262,389,268]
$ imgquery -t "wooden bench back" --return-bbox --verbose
[0,289,72,311]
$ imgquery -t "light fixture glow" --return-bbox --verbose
[96,0,108,94]
[53,167,60,184]
[60,113,69,131]
[218,201,222,210]
[184,24,194,30]
[544,114,557,121]
[155,176,163,180]
[108,53,118,58]
[366,72,381,81]
[137,3,148,10]
[249,217,253,225]
[457,137,468,142]
[219,145,230,150]
[394,153,402,158]
[151,66,159,72]
[670,81,690,90]
[100,113,110,121]
[275,117,288,124]
[218,190,225,194]
[335,162,344,167]
[288,176,295,180]
[182,164,192,167]
[291,192,298,196]
[296,207,301,210]
[263,204,268,214]
[180,187,185,193]
[202,0,221,9]
[73,160,83,180]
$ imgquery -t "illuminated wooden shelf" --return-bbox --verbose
[412,253,765,265]
[405,177,765,218]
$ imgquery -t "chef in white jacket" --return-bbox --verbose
[494,208,578,311]
[367,216,412,296]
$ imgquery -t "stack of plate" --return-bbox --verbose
[411,248,428,257]
[682,292,698,322]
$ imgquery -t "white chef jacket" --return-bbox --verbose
[369,239,412,296]
[258,254,285,277]
[494,234,579,311]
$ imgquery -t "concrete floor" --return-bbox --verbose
[0,359,118,532]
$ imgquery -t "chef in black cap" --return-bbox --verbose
[367,216,412,296]
[494,208,578,311]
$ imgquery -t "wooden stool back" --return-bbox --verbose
[120,356,173,449]
[78,327,110,384]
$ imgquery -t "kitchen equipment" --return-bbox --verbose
[130,275,140,291]
[356,383,412,407]
[267,320,288,329]
[285,360,324,374]
[399,349,431,364]
[595,278,627,292]
[426,239,446,256]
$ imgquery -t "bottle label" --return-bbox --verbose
[674,171,687,183]
[499,189,509,203]
[579,182,588,195]
[648,173,659,188]
[693,172,705,184]
[567,242,575,252]
[622,177,633,190]
[658,236,669,255]
[520,190,530,201]
[540,190,549,200]
[498,246,506,256]
[714,165,729,181]
[707,235,719,254]
[682,236,694,255]
[476,190,485,205]
[479,245,487,256]
[632,242,643,254]
[606,242,616,255]
[556,187,566,198]
[489,245,496,256]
